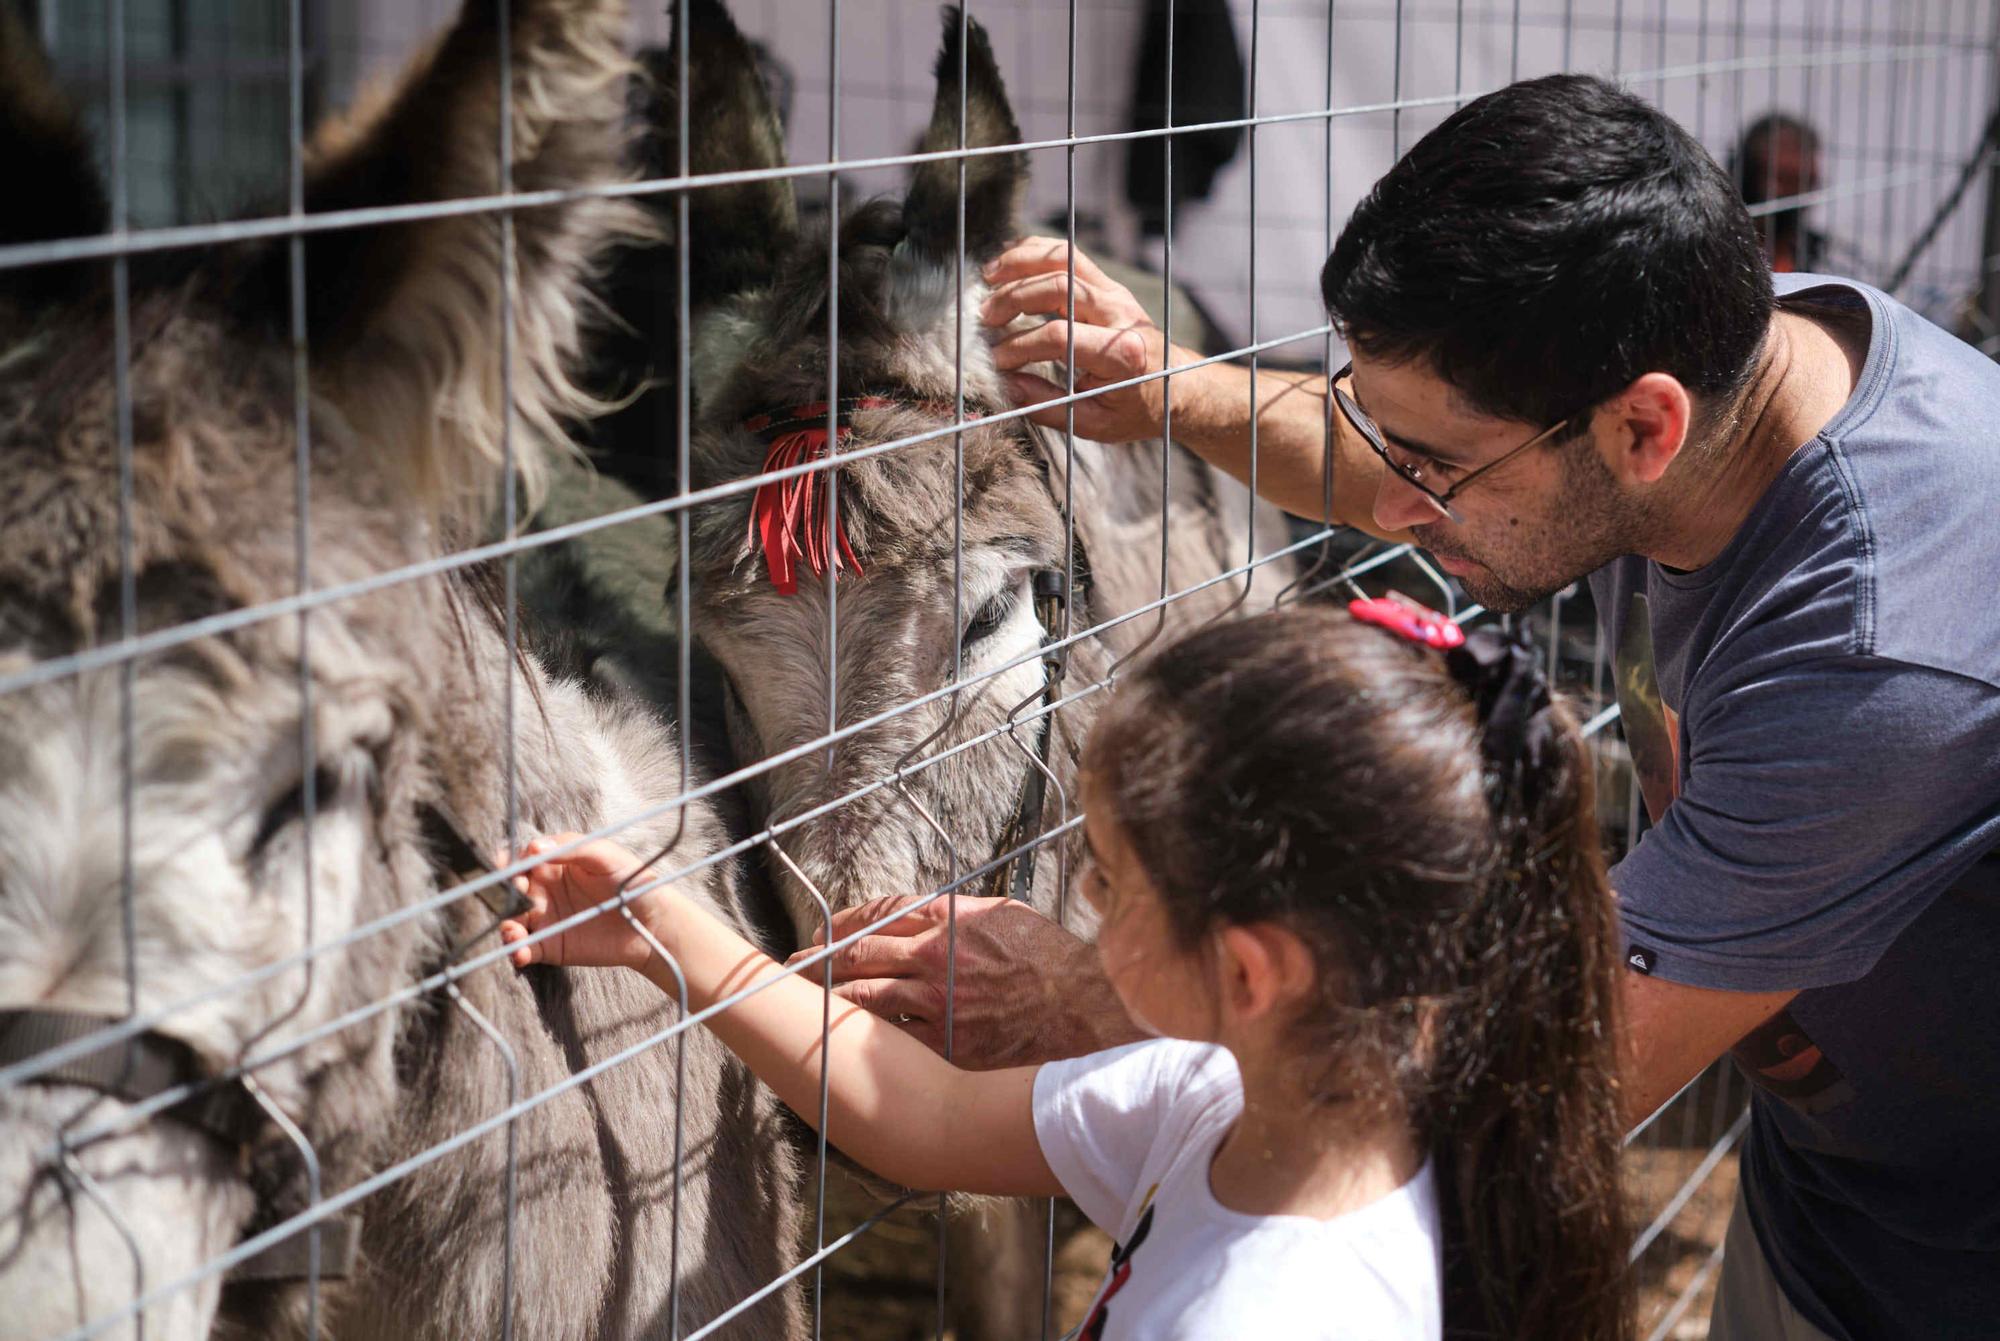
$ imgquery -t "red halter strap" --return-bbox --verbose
[740,395,948,594]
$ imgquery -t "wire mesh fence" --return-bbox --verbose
[0,1,1993,1338]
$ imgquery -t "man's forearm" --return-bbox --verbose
[1049,936,1147,1058]
[1166,360,1404,542]
[1618,965,1798,1133]
[1083,1007,1148,1055]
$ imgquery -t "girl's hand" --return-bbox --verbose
[500,843,1060,1202]
[498,834,667,973]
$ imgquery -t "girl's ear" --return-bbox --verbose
[1217,923,1318,1023]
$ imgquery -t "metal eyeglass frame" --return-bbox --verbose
[1330,359,1574,525]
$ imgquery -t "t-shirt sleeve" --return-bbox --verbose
[1613,655,2000,992]
[1031,1039,1230,1233]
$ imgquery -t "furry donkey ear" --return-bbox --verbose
[269,0,642,520]
[900,8,1025,271]
[648,0,799,307]
[0,10,110,308]
[583,0,794,500]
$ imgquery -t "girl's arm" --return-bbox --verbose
[500,835,1063,1200]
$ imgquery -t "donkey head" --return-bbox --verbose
[673,3,1095,940]
[0,2,633,1334]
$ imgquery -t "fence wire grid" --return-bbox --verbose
[2,1,1995,1339]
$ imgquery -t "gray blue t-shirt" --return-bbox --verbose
[1591,273,2000,1340]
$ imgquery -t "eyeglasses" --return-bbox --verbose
[1330,360,1574,524]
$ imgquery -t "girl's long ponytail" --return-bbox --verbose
[1435,629,1632,1341]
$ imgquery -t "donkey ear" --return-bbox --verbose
[649,0,799,307]
[900,8,1025,270]
[0,9,109,307]
[275,0,641,519]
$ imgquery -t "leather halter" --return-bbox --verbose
[988,424,1095,903]
[0,800,510,1285]
[986,566,1081,903]
[0,1008,359,1282]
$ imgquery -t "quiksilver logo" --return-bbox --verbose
[1627,946,1654,974]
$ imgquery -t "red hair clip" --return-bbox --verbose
[1348,594,1466,650]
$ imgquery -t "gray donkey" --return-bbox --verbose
[644,5,1296,1334]
[0,3,801,1338]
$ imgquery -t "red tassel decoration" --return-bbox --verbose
[747,420,864,595]
[742,396,959,594]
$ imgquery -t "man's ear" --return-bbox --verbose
[1217,923,1317,1024]
[1600,372,1694,486]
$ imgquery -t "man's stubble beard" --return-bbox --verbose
[1426,553,1553,615]
[1414,444,1647,614]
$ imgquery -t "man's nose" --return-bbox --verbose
[1372,472,1445,534]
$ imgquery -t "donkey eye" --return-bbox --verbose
[250,766,342,858]
[961,590,1018,648]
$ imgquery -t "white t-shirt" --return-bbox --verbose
[1032,1038,1442,1341]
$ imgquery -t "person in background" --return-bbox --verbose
[811,73,2000,1341]
[1733,112,1828,272]
[502,607,1633,1340]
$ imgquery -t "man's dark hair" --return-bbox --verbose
[1322,74,1774,428]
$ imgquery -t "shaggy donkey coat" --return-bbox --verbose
[0,3,801,1337]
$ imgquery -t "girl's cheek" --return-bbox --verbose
[1097,939,1207,1043]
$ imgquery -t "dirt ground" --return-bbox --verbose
[813,1188,1110,1341]
[1625,1147,1743,1340]
[806,1144,1740,1340]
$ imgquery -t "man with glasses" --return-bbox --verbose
[818,73,2000,1339]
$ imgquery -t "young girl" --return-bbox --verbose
[500,602,1631,1339]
